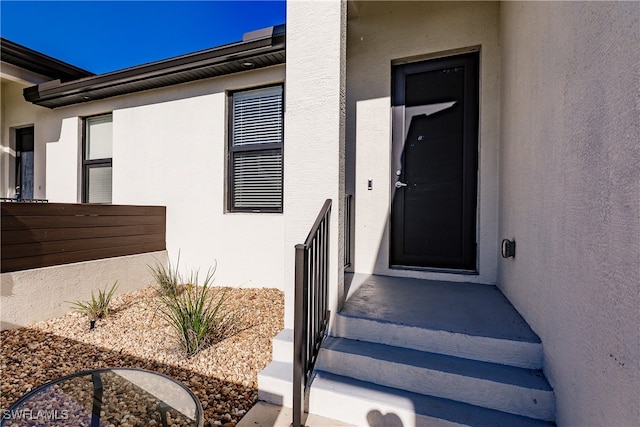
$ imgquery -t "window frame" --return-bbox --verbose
[227,84,284,213]
[82,113,113,204]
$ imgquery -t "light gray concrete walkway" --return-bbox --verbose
[343,273,540,342]
[237,401,356,427]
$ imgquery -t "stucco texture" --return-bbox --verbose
[0,79,50,199]
[499,2,639,425]
[40,66,287,289]
[283,0,346,329]
[1,251,167,330]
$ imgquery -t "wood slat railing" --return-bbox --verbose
[1,202,166,273]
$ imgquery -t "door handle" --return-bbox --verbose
[395,181,408,188]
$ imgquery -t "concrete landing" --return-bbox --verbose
[237,401,356,427]
[343,273,540,343]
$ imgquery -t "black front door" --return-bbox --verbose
[16,127,34,199]
[391,52,479,271]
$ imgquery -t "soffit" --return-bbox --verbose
[23,26,285,109]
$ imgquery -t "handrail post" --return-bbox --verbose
[292,199,332,427]
[293,243,307,427]
[344,194,352,268]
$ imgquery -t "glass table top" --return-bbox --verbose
[1,368,203,427]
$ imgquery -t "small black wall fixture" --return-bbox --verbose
[501,239,516,259]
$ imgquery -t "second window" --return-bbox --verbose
[82,113,113,204]
[228,85,284,212]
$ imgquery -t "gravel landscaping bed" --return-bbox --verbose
[0,286,283,426]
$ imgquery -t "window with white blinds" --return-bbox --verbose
[229,85,283,212]
[83,114,113,203]
[86,165,113,204]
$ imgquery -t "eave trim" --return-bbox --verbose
[1,37,94,82]
[23,26,286,109]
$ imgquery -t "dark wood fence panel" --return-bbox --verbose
[1,203,166,273]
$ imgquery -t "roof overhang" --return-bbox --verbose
[23,25,285,109]
[1,37,94,83]
[1,60,51,85]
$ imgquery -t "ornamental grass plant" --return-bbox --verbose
[68,281,118,321]
[153,263,239,357]
[148,254,181,298]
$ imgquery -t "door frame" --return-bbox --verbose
[390,52,480,273]
[14,126,35,200]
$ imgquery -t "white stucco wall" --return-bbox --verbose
[41,66,287,289]
[346,1,501,284]
[499,2,639,425]
[283,0,346,329]
[0,78,50,199]
[45,117,81,202]
[1,251,167,330]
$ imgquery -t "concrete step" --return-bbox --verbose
[309,371,556,427]
[257,328,294,408]
[316,337,554,421]
[257,360,292,407]
[256,275,556,425]
[271,328,293,363]
[237,402,356,427]
[333,311,543,369]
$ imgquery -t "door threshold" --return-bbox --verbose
[389,265,479,276]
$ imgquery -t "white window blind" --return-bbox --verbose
[233,86,283,146]
[87,115,113,160]
[87,165,112,204]
[230,85,283,211]
[233,151,282,208]
[84,113,113,203]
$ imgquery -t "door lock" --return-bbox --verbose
[395,181,408,188]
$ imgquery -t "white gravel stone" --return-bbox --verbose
[1,286,284,426]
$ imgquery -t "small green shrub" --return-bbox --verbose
[149,255,181,298]
[68,281,118,321]
[157,267,237,357]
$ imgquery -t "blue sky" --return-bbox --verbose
[1,1,286,74]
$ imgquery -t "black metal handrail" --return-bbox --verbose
[293,199,332,427]
[344,194,353,268]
